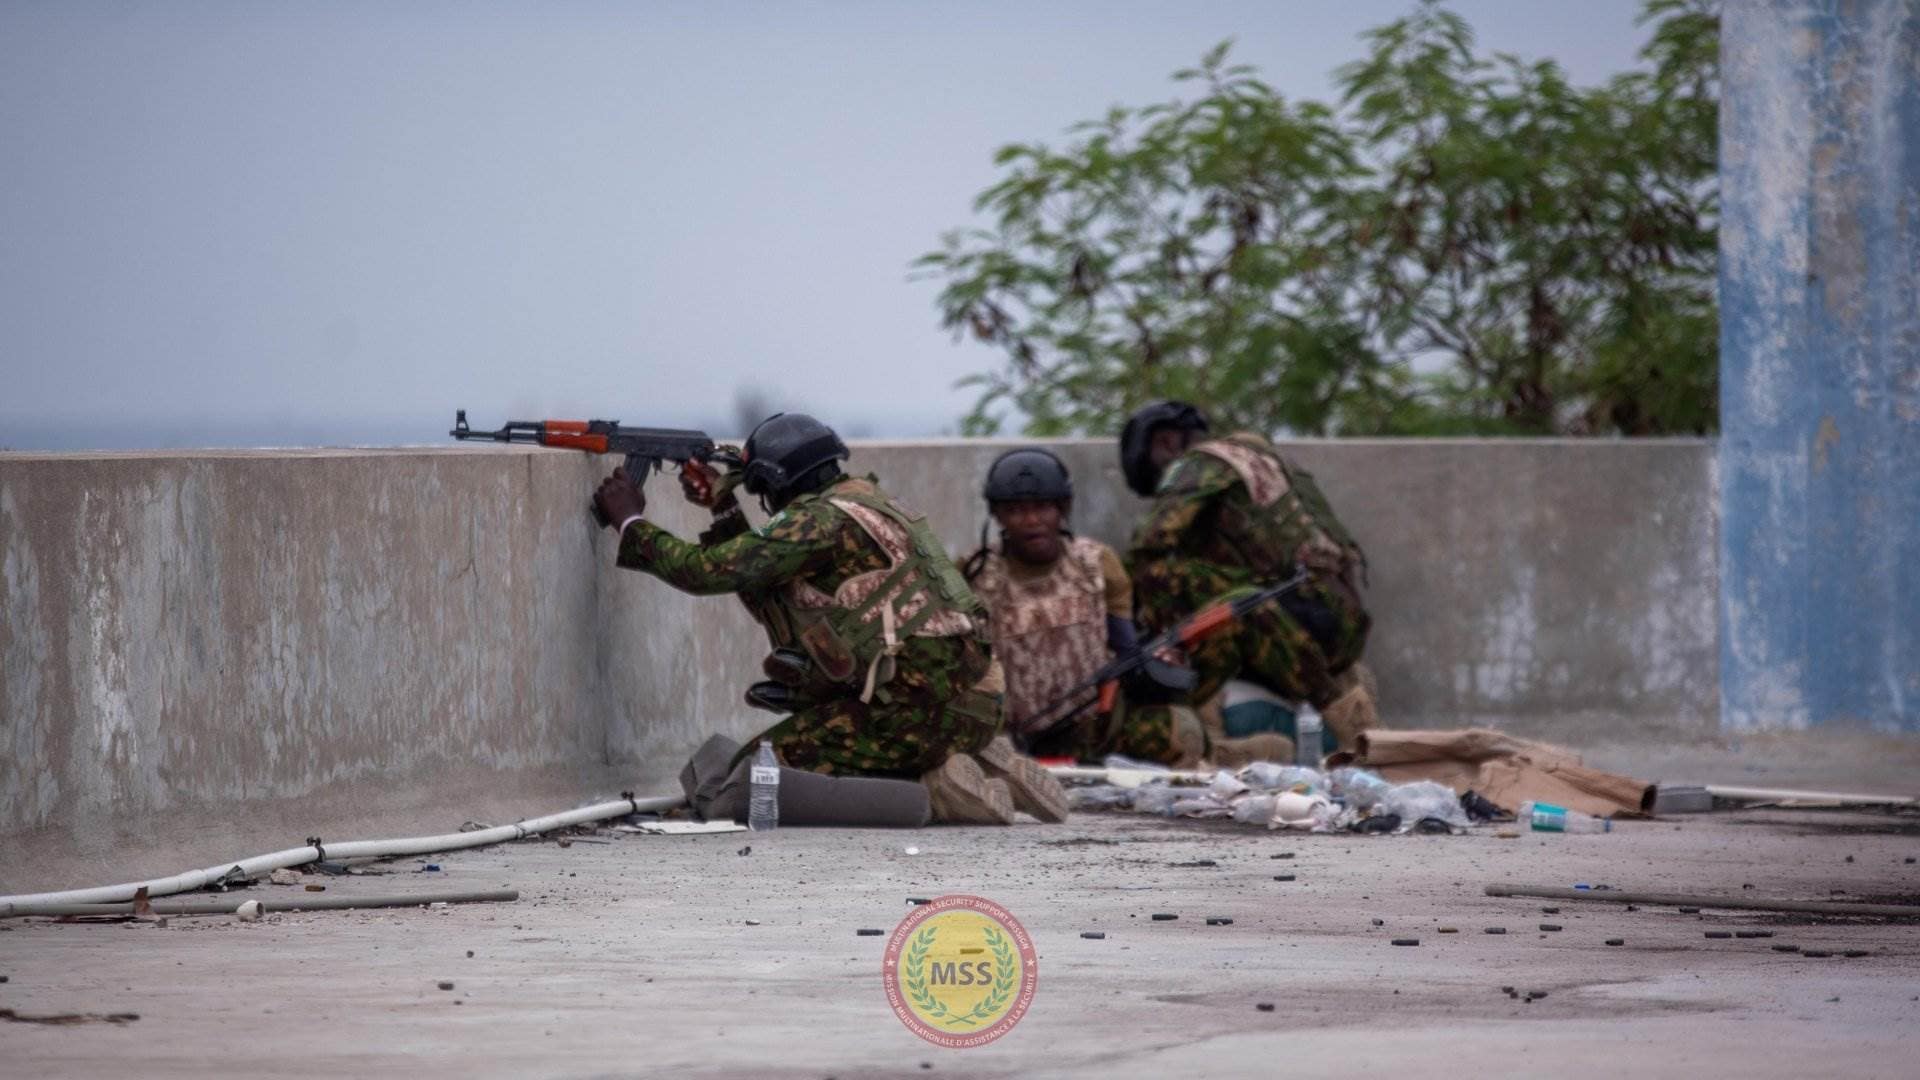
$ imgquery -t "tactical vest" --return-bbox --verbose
[1189,434,1368,585]
[772,478,982,702]
[969,537,1111,733]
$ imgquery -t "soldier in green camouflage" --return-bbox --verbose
[1119,402,1380,759]
[592,414,1003,795]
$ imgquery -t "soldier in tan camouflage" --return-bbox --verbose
[962,447,1292,767]
[593,413,1063,825]
[1119,402,1380,760]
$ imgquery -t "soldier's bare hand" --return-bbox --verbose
[679,459,719,508]
[594,467,646,528]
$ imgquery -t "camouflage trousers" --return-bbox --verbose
[747,634,1003,778]
[1119,558,1370,764]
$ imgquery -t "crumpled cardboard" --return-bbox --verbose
[1326,728,1654,818]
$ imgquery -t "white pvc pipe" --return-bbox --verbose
[1704,784,1917,807]
[0,793,686,909]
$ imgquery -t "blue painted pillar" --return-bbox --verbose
[1720,0,1920,731]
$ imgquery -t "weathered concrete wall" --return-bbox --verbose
[2,440,1718,888]
[1719,0,1920,731]
[589,438,1722,767]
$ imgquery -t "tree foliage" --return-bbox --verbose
[918,0,1720,437]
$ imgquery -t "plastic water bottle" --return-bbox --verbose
[1517,799,1611,834]
[1294,706,1324,767]
[748,740,780,831]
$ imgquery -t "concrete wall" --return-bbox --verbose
[1,440,1717,888]
[1719,0,1920,731]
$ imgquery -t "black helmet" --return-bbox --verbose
[1119,400,1208,495]
[742,412,849,509]
[983,447,1072,504]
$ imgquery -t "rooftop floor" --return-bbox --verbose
[3,806,1917,1079]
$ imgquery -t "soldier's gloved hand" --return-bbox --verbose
[593,467,646,529]
[1121,655,1199,705]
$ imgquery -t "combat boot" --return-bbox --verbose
[1321,662,1379,750]
[921,753,1017,825]
[975,736,1070,824]
[1205,733,1295,768]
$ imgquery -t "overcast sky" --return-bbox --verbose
[1,0,1648,449]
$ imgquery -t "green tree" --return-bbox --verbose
[918,0,1719,437]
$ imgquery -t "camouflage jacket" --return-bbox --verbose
[966,537,1130,733]
[1128,432,1367,588]
[618,476,984,694]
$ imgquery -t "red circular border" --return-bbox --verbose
[881,894,1038,1048]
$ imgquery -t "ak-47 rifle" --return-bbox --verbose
[450,409,743,525]
[1018,567,1312,742]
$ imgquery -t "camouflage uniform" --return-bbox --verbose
[965,537,1133,761]
[1126,433,1372,755]
[618,476,1000,778]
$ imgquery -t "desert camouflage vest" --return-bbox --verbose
[775,478,982,701]
[970,537,1110,733]
[1190,433,1367,584]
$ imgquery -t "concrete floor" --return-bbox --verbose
[2,807,1917,1079]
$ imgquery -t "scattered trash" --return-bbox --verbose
[744,919,761,926]
[1271,852,1295,860]
[904,846,921,856]
[1391,938,1419,946]
[1151,913,1178,921]
[1517,800,1611,834]
[1273,874,1296,882]
[1485,927,1507,934]
[1803,950,1833,958]
[1705,931,1732,939]
[907,898,932,906]
[629,820,746,836]
[1539,924,1563,932]
[1382,781,1471,830]
[1459,790,1504,822]
[1080,932,1106,939]
[1170,860,1218,868]
[1437,927,1458,934]
[1605,938,1624,946]
[420,864,442,873]
[1255,1002,1275,1012]
[234,900,263,922]
[1772,945,1801,953]
[1679,906,1701,914]
[1206,917,1234,926]
[269,868,302,886]
[1735,931,1773,939]
[856,929,884,936]
[304,885,325,893]
[737,846,752,856]
[437,981,454,991]
[466,951,474,958]
[1351,815,1401,834]
[1541,907,1561,914]
[1371,918,1384,926]
[1843,950,1870,958]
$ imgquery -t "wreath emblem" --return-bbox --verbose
[901,924,1019,1028]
